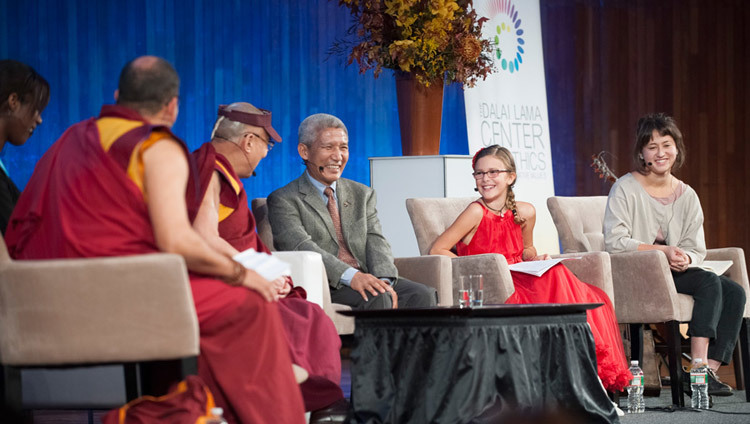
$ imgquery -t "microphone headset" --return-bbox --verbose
[302,158,326,173]
[639,154,653,167]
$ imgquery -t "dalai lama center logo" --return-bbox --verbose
[481,0,527,74]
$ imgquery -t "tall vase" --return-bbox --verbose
[395,72,444,156]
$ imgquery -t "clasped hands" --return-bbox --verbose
[240,270,292,302]
[664,246,690,272]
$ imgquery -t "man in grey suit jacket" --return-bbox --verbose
[267,113,437,310]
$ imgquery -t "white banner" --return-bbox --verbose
[464,0,559,254]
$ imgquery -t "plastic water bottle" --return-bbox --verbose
[690,361,709,409]
[205,407,228,424]
[627,360,645,413]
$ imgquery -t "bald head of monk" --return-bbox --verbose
[114,55,180,127]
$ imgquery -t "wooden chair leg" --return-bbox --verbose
[739,318,750,402]
[665,320,684,407]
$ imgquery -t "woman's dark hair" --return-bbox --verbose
[634,113,685,174]
[0,60,50,113]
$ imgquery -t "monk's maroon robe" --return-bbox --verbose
[191,143,344,411]
[5,105,305,424]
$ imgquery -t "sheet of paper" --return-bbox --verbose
[508,257,578,277]
[689,260,732,276]
[233,249,291,281]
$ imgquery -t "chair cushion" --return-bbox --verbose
[547,196,608,253]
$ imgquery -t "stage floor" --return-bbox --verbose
[620,390,750,424]
[24,357,750,423]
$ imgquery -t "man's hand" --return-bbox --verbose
[350,272,391,302]
[664,246,690,272]
[386,285,398,309]
[242,269,279,302]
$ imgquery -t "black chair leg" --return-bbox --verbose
[138,357,199,397]
[739,318,750,402]
[630,323,644,366]
[0,365,32,423]
[733,336,744,390]
[179,357,198,379]
[1,365,22,413]
[124,363,141,401]
[665,320,684,407]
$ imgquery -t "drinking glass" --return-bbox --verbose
[470,274,484,307]
[458,275,471,308]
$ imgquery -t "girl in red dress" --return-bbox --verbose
[430,145,631,392]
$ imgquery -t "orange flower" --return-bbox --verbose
[459,36,482,62]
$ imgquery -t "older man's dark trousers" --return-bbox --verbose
[330,277,438,310]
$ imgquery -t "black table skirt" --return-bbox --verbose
[345,306,618,424]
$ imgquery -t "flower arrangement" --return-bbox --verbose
[333,0,495,87]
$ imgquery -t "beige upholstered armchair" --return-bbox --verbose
[251,198,453,335]
[547,195,750,405]
[0,237,199,413]
[405,197,615,307]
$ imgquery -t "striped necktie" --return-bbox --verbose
[324,186,359,269]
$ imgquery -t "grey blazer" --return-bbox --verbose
[267,173,398,288]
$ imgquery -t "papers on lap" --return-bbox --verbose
[233,249,291,281]
[689,260,732,276]
[508,258,578,277]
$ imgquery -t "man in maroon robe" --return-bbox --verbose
[189,102,347,422]
[4,56,305,424]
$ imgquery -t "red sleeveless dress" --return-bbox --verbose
[456,204,632,391]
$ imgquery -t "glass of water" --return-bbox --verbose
[470,274,484,307]
[458,275,471,308]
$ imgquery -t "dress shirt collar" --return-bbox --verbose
[305,170,338,202]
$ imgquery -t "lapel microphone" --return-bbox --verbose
[319,166,324,172]
[647,162,653,166]
[474,188,479,192]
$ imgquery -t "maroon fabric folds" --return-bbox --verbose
[5,107,305,424]
[102,375,215,424]
[192,143,344,411]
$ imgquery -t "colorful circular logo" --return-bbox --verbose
[486,1,525,74]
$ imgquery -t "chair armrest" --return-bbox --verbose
[272,251,328,308]
[394,255,452,306]
[331,304,355,335]
[450,254,515,305]
[0,254,199,366]
[552,251,614,305]
[609,250,689,324]
[706,247,750,317]
[271,251,354,334]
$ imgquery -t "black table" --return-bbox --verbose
[340,304,618,424]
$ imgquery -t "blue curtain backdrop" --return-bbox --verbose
[0,0,474,198]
